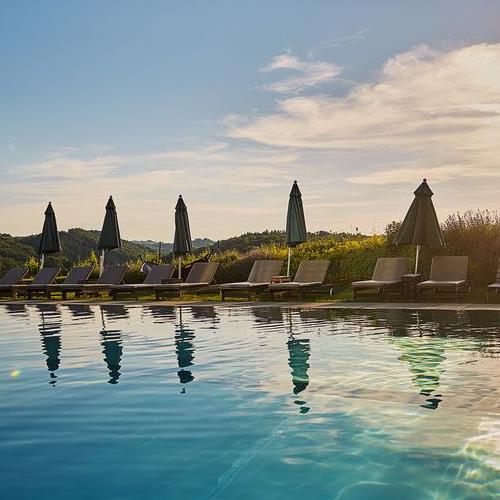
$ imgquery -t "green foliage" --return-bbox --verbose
[441,210,500,285]
[24,256,40,277]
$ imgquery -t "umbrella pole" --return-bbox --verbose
[40,254,45,269]
[415,245,421,274]
[287,248,292,277]
[99,249,105,277]
[178,256,182,280]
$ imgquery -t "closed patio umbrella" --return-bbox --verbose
[39,202,62,268]
[394,179,445,273]
[286,180,307,276]
[173,195,192,279]
[97,196,122,276]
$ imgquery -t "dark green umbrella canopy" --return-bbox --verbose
[98,196,122,250]
[173,195,192,256]
[39,202,62,255]
[286,180,307,247]
[394,179,445,247]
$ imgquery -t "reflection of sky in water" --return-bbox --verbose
[0,305,498,499]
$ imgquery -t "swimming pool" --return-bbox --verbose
[0,304,498,499]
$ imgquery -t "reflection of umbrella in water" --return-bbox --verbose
[285,309,311,413]
[175,308,196,386]
[100,306,124,384]
[36,304,62,386]
[287,337,310,395]
[391,334,445,410]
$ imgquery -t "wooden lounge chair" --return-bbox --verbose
[12,268,61,299]
[219,260,283,300]
[487,258,500,302]
[110,264,174,299]
[45,266,95,300]
[417,256,470,301]
[154,262,219,300]
[268,260,330,299]
[352,257,408,300]
[0,268,28,296]
[80,265,128,298]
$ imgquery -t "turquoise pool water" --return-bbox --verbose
[0,304,499,499]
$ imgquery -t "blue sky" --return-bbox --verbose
[1,1,500,240]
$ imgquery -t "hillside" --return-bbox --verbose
[210,230,364,253]
[132,238,215,255]
[0,228,149,274]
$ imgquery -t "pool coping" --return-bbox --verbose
[1,299,500,311]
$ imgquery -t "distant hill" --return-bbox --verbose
[132,238,215,255]
[0,228,149,274]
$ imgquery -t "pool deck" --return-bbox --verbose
[2,299,500,311]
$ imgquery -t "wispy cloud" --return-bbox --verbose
[260,53,341,94]
[310,29,370,54]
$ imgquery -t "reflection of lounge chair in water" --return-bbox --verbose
[36,304,62,386]
[144,305,176,323]
[175,308,196,385]
[66,304,95,320]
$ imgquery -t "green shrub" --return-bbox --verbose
[442,210,500,285]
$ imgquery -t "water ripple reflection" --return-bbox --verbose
[0,304,498,499]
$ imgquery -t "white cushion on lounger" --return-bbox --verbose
[268,281,321,290]
[219,282,269,289]
[418,280,466,288]
[352,279,401,288]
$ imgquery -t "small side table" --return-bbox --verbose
[401,273,423,297]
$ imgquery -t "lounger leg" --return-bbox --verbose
[270,291,274,301]
[220,290,225,301]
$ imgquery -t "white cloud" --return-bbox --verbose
[228,43,500,194]
[260,53,341,93]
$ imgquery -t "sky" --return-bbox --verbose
[1,0,500,241]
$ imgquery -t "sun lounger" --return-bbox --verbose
[219,260,283,300]
[11,268,61,299]
[487,258,500,302]
[268,260,330,299]
[417,256,470,300]
[110,264,174,299]
[0,268,28,296]
[45,266,95,299]
[154,262,219,299]
[79,265,128,298]
[352,257,409,300]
